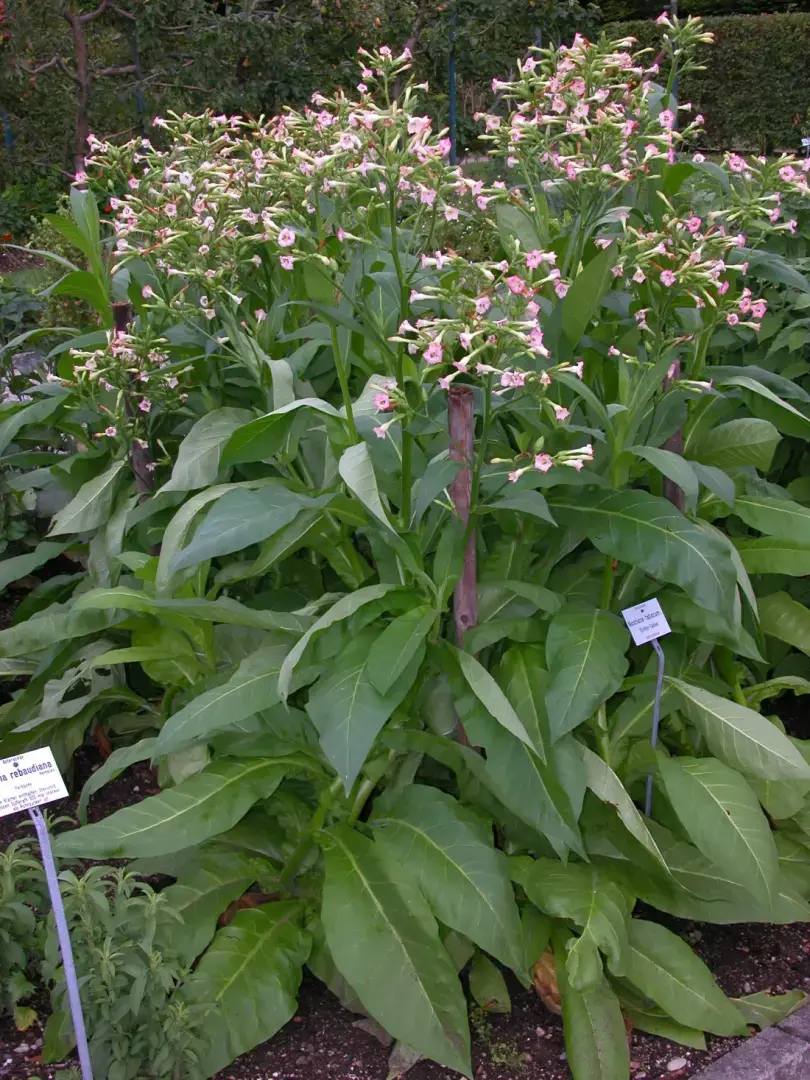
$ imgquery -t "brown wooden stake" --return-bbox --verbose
[112,301,154,501]
[662,358,685,512]
[448,386,477,646]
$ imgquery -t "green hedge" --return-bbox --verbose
[602,0,810,23]
[606,13,810,151]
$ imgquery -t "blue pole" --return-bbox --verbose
[448,0,457,166]
[645,638,666,817]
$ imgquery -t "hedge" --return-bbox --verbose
[602,0,810,23]
[606,13,810,151]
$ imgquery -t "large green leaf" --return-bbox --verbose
[555,930,630,1080]
[181,902,310,1079]
[77,737,157,824]
[368,605,434,696]
[0,393,67,457]
[48,460,127,536]
[158,851,258,965]
[171,486,331,571]
[53,757,287,858]
[511,857,631,990]
[321,825,471,1076]
[629,446,699,511]
[657,754,779,910]
[372,785,524,972]
[669,677,810,780]
[561,242,616,348]
[719,374,810,439]
[733,494,810,543]
[338,441,394,532]
[497,645,550,754]
[759,591,810,659]
[469,951,511,1013]
[221,399,343,466]
[156,644,290,756]
[545,605,629,742]
[307,632,422,792]
[459,694,583,859]
[450,644,537,751]
[550,489,737,620]
[662,591,763,661]
[0,541,69,592]
[616,987,706,1049]
[623,919,748,1036]
[735,537,810,576]
[690,417,781,472]
[0,605,121,658]
[162,408,253,492]
[278,584,398,700]
[579,746,667,869]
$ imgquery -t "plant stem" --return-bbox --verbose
[600,555,615,611]
[593,703,611,765]
[278,778,342,891]
[331,323,358,443]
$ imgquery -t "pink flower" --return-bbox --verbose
[500,370,526,388]
[534,453,553,473]
[660,269,676,287]
[141,285,154,299]
[138,399,152,413]
[104,425,117,437]
[374,392,392,411]
[373,426,387,439]
[685,216,702,233]
[728,154,746,173]
[255,308,267,322]
[280,255,295,270]
[508,470,522,484]
[475,295,491,316]
[788,219,798,234]
[780,165,797,182]
[526,300,540,318]
[424,340,444,365]
[476,196,490,210]
[529,327,548,356]
[633,268,646,284]
[554,405,569,422]
[717,280,730,295]
[751,300,767,319]
[507,275,527,296]
[128,176,140,190]
[164,203,177,218]
[727,312,739,326]
[438,138,452,157]
[555,281,569,298]
[419,187,437,206]
[572,361,584,379]
[526,250,544,269]
[444,206,460,222]
[278,228,296,248]
[658,109,675,130]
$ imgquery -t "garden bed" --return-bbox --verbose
[0,751,808,1080]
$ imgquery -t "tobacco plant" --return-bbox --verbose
[2,17,810,1080]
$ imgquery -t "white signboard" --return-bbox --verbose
[621,598,671,647]
[0,747,68,818]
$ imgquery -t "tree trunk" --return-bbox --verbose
[65,12,90,178]
[448,386,477,646]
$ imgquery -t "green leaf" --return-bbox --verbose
[734,495,810,543]
[278,584,398,701]
[221,399,343,467]
[629,446,699,512]
[511,858,631,990]
[171,486,331,571]
[579,746,667,869]
[338,442,394,532]
[181,902,310,1079]
[623,919,748,1036]
[0,541,69,592]
[735,537,810,576]
[321,825,471,1076]
[616,988,707,1049]
[733,990,808,1029]
[746,676,810,711]
[77,737,157,824]
[53,757,287,858]
[657,754,779,910]
[372,785,524,973]
[690,462,735,507]
[460,696,583,860]
[555,930,630,1080]
[545,605,629,742]
[0,605,120,658]
[497,645,550,755]
[718,375,810,440]
[156,644,290,756]
[561,242,616,348]
[0,393,67,457]
[469,952,511,1014]
[307,632,421,792]
[411,456,461,527]
[162,409,253,492]
[48,460,127,536]
[669,677,810,781]
[449,644,537,752]
[550,489,737,620]
[485,488,556,525]
[759,591,810,660]
[368,606,434,696]
[690,417,781,472]
[158,851,258,966]
[51,270,109,318]
[662,592,763,661]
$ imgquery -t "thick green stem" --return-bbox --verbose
[593,703,611,765]
[278,778,342,890]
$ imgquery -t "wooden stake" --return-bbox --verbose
[112,301,154,500]
[448,386,477,646]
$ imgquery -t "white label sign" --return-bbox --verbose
[0,747,68,818]
[621,598,671,646]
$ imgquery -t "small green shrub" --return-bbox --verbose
[0,838,45,1031]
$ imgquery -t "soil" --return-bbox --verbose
[0,700,809,1080]
[0,249,44,276]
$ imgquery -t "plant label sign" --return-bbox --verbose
[0,747,68,819]
[621,598,671,646]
